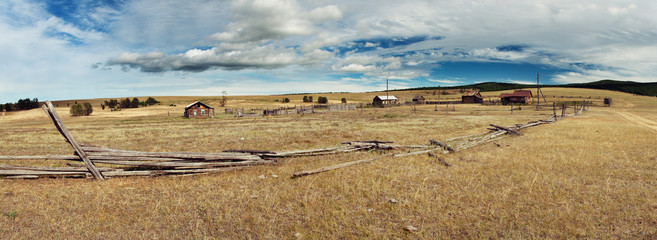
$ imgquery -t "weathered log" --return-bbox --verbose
[341,140,394,145]
[0,169,88,177]
[91,159,272,168]
[393,148,440,157]
[0,164,116,172]
[428,153,451,167]
[0,155,80,160]
[83,151,262,161]
[42,101,105,180]
[489,124,524,136]
[223,149,276,154]
[292,153,394,178]
[428,139,455,152]
[101,166,245,177]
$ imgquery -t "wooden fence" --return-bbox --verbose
[227,103,359,117]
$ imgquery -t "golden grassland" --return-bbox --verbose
[1,88,656,238]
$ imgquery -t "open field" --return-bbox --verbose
[1,88,656,238]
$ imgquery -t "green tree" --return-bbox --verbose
[83,102,93,115]
[145,97,159,105]
[120,98,131,109]
[282,98,290,103]
[341,98,347,103]
[303,96,309,102]
[318,96,328,104]
[131,98,140,108]
[308,96,313,103]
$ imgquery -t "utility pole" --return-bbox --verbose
[386,75,389,105]
[536,73,540,111]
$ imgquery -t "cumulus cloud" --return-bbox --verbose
[107,0,343,72]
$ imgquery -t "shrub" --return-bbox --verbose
[282,98,290,103]
[303,96,309,102]
[308,96,313,102]
[341,98,347,103]
[318,96,328,104]
[70,104,85,116]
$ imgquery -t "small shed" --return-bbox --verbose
[500,90,533,105]
[184,101,214,118]
[461,90,483,103]
[412,95,426,104]
[372,96,398,105]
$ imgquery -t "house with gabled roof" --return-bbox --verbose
[462,90,483,103]
[372,96,398,105]
[184,101,214,118]
[500,90,533,105]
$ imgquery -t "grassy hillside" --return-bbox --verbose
[401,80,657,97]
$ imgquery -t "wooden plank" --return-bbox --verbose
[0,155,80,160]
[91,159,272,168]
[42,101,105,180]
[0,164,116,172]
[489,124,524,136]
[428,153,451,167]
[428,139,456,152]
[292,153,394,178]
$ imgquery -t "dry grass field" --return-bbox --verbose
[1,88,656,238]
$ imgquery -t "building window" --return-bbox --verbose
[193,110,197,116]
[201,109,205,115]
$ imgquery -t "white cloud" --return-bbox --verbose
[428,79,463,85]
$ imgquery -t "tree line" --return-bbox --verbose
[0,98,40,112]
[102,97,159,111]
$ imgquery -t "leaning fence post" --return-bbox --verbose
[42,101,105,181]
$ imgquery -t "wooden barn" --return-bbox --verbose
[412,95,426,104]
[461,90,483,103]
[500,90,533,105]
[184,101,214,118]
[372,96,398,105]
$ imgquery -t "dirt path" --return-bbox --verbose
[616,111,657,132]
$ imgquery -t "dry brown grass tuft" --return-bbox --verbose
[1,88,656,238]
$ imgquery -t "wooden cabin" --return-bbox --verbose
[499,90,533,105]
[461,90,483,103]
[184,101,214,118]
[372,96,398,105]
[412,95,426,104]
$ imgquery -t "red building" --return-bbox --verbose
[500,90,533,105]
[184,101,214,118]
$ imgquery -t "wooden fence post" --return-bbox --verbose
[42,101,105,181]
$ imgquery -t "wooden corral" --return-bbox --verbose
[184,101,214,118]
[500,90,533,105]
[461,90,483,103]
[373,96,398,105]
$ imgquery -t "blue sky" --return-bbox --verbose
[1,0,656,102]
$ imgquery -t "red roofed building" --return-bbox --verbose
[500,90,533,105]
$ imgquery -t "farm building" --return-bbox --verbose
[500,90,533,105]
[461,90,483,103]
[412,95,426,104]
[372,96,398,105]
[184,101,214,119]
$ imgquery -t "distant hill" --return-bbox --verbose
[399,80,657,96]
